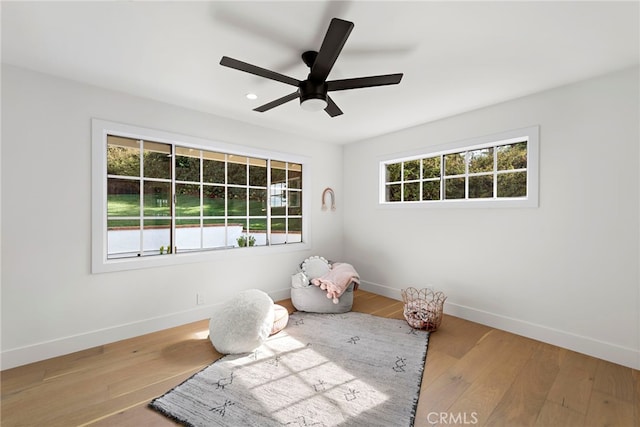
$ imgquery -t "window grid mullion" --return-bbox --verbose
[285,164,289,242]
[139,140,144,256]
[439,155,443,201]
[465,151,469,200]
[400,161,405,202]
[245,159,249,242]
[224,154,229,248]
[493,144,498,199]
[199,151,204,250]
[266,159,272,246]
[170,144,176,254]
[420,158,424,201]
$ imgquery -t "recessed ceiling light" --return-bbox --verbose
[245,93,258,100]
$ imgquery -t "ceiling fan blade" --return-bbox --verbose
[310,18,354,82]
[220,56,300,87]
[325,96,343,117]
[327,73,403,91]
[253,91,299,112]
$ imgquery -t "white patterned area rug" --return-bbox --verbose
[149,311,430,427]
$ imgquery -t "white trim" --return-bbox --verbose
[0,286,293,370]
[92,119,311,273]
[358,280,639,370]
[378,126,539,208]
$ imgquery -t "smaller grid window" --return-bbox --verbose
[380,127,538,207]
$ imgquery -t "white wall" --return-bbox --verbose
[343,67,640,370]
[3,65,638,371]
[1,65,345,369]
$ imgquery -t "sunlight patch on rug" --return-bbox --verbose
[150,311,429,427]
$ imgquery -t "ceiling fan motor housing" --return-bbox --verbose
[299,79,328,106]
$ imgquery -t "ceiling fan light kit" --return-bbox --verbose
[301,97,328,112]
[220,18,403,117]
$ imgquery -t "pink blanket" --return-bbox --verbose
[311,262,360,304]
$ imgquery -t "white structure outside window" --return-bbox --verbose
[92,119,310,273]
[379,126,539,208]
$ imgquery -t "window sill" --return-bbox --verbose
[378,197,538,209]
[92,241,310,274]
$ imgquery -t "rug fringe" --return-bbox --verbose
[148,399,195,427]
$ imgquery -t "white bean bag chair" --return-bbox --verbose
[209,289,274,354]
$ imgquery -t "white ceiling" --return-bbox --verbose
[2,1,638,144]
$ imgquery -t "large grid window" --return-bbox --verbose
[106,136,303,259]
[93,119,308,272]
[380,127,538,207]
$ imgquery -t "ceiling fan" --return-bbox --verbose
[220,18,403,117]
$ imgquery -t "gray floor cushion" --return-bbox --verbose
[291,282,354,313]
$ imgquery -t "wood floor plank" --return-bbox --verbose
[351,292,395,314]
[0,366,46,400]
[545,350,597,415]
[420,349,459,386]
[584,389,635,427]
[634,368,640,426]
[416,328,513,417]
[1,290,637,427]
[445,329,517,384]
[69,368,203,427]
[534,400,586,427]
[416,366,472,417]
[107,340,217,398]
[86,403,179,427]
[428,315,493,360]
[1,377,109,426]
[447,334,538,425]
[483,342,565,426]
[592,359,635,401]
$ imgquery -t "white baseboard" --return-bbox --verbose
[359,280,639,370]
[359,280,403,300]
[1,287,292,370]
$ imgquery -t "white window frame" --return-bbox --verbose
[92,119,311,273]
[378,126,539,208]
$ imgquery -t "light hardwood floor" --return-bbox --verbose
[2,291,638,426]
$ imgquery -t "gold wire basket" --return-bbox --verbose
[401,287,447,331]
